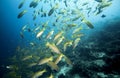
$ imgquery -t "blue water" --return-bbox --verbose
[0,0,120,78]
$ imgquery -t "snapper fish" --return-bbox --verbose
[36,28,45,38]
[38,56,53,65]
[32,69,47,78]
[63,55,73,66]
[73,38,80,49]
[22,55,33,61]
[55,54,63,64]
[17,10,27,18]
[18,0,26,9]
[81,18,94,29]
[48,3,59,16]
[72,26,83,34]
[46,42,61,54]
[29,0,40,8]
[20,31,24,39]
[47,61,59,71]
[46,30,54,39]
[56,36,64,45]
[64,41,73,51]
[54,31,64,41]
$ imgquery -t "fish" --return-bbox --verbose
[47,61,59,71]
[29,0,40,8]
[64,0,68,7]
[38,56,53,65]
[56,15,62,22]
[95,1,112,15]
[72,33,84,38]
[27,28,32,32]
[82,2,88,6]
[22,55,33,61]
[56,36,64,45]
[34,26,40,32]
[32,69,47,78]
[81,18,94,29]
[100,1,112,9]
[30,42,36,46]
[64,41,73,51]
[46,30,54,39]
[71,9,80,15]
[72,26,82,34]
[17,10,27,18]
[73,38,80,49]
[47,73,54,78]
[63,55,72,66]
[42,21,49,27]
[48,3,59,16]
[95,0,102,2]
[68,23,77,28]
[6,65,19,70]
[46,42,61,54]
[21,24,28,32]
[55,54,63,64]
[20,31,24,39]
[101,14,106,18]
[62,18,70,23]
[58,9,67,15]
[54,31,63,41]
[18,0,25,9]
[72,14,81,21]
[33,14,37,20]
[28,63,37,67]
[36,28,45,38]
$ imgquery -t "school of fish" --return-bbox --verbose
[6,0,113,78]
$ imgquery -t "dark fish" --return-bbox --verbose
[29,0,40,8]
[72,15,81,21]
[18,0,25,9]
[17,10,27,18]
[43,12,46,17]
[82,18,94,29]
[101,14,106,18]
[33,14,37,20]
[28,28,32,32]
[48,3,59,16]
[95,0,102,2]
[20,32,24,39]
[64,0,67,7]
[48,8,55,16]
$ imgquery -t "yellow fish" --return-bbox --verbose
[28,63,37,67]
[54,31,63,41]
[17,10,27,18]
[73,38,81,49]
[38,56,53,65]
[82,18,94,29]
[47,73,54,78]
[72,26,82,34]
[32,69,47,78]
[55,54,63,64]
[46,42,61,54]
[63,55,72,66]
[56,36,64,45]
[46,30,54,39]
[47,61,59,71]
[36,28,45,38]
[22,55,32,61]
[64,41,73,51]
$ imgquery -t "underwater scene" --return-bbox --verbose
[0,0,120,78]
